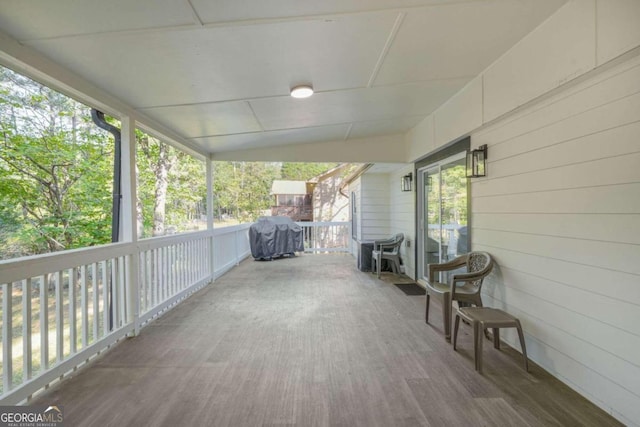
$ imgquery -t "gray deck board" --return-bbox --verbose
[33,254,621,427]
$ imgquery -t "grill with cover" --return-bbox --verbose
[249,216,304,260]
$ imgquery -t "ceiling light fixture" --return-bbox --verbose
[290,85,314,98]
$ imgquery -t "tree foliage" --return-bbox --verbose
[212,161,280,223]
[280,162,338,181]
[0,67,113,257]
[137,132,206,237]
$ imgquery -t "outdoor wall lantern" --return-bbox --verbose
[466,144,488,178]
[401,172,413,192]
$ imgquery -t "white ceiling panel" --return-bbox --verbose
[347,116,425,140]
[374,0,567,85]
[142,101,261,138]
[25,12,398,108]
[192,0,468,23]
[0,0,568,158]
[0,0,196,41]
[249,79,468,131]
[194,124,350,152]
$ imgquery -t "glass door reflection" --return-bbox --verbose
[419,153,468,282]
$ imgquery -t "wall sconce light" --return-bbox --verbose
[401,172,413,192]
[466,144,488,178]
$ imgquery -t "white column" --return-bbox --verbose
[120,115,140,335]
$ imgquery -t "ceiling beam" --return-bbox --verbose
[211,134,407,163]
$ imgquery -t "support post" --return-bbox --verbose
[120,116,140,336]
[206,156,215,281]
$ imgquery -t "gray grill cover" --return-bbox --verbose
[249,216,304,260]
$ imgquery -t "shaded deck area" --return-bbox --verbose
[34,254,620,426]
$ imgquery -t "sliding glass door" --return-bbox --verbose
[418,152,469,281]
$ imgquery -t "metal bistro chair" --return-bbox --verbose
[371,233,404,279]
[425,251,494,341]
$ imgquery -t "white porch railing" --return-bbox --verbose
[297,221,351,253]
[213,224,251,278]
[0,221,344,404]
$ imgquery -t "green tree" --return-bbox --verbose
[212,161,281,223]
[136,131,206,237]
[280,162,338,181]
[0,66,113,258]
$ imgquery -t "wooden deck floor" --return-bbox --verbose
[33,254,621,426]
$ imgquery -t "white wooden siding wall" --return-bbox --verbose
[403,2,640,423]
[388,167,416,279]
[360,174,391,241]
[472,55,640,426]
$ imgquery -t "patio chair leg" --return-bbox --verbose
[443,293,451,341]
[425,293,430,323]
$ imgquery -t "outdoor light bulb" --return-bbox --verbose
[290,85,314,98]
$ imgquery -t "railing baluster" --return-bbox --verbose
[111,259,118,330]
[138,252,145,314]
[23,278,32,382]
[151,249,159,307]
[146,251,151,311]
[145,251,150,310]
[178,242,182,290]
[156,248,161,306]
[171,244,176,296]
[40,274,49,371]
[191,241,195,283]
[119,257,126,324]
[151,250,155,305]
[2,282,13,392]
[163,246,169,299]
[55,271,63,363]
[101,260,108,337]
[167,246,171,299]
[193,239,201,281]
[156,248,161,303]
[68,268,76,354]
[198,239,202,280]
[139,252,144,313]
[197,239,202,280]
[92,263,99,343]
[175,244,180,292]
[199,239,203,280]
[186,242,192,286]
[178,243,182,291]
[81,265,89,348]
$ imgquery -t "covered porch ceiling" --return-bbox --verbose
[0,0,566,162]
